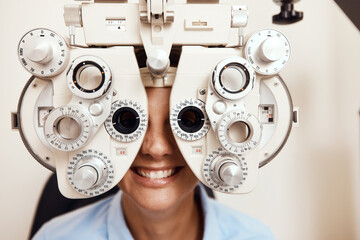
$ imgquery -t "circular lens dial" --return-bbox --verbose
[217,110,261,154]
[67,56,112,99]
[203,148,248,193]
[75,64,104,92]
[245,29,290,75]
[170,99,210,141]
[105,100,147,142]
[68,149,115,197]
[44,106,92,151]
[18,28,69,77]
[212,57,255,101]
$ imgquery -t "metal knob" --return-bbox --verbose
[146,48,170,77]
[216,160,243,185]
[73,158,106,190]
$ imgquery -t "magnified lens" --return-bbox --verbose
[219,64,250,94]
[112,107,140,134]
[227,121,250,143]
[73,61,105,93]
[178,106,204,133]
[56,117,81,141]
[221,67,246,92]
[77,66,103,91]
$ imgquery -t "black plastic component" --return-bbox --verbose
[178,106,205,133]
[112,107,140,134]
[273,0,303,25]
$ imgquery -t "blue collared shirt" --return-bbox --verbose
[33,186,274,239]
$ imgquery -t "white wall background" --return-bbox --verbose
[1,0,359,239]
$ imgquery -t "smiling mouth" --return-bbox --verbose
[132,167,182,179]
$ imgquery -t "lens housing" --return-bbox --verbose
[212,57,255,101]
[67,56,112,100]
[72,61,105,93]
[170,99,210,141]
[219,63,250,94]
[178,106,205,133]
[105,100,147,143]
[112,107,140,134]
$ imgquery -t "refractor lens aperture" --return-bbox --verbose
[219,63,250,94]
[227,120,250,144]
[73,61,105,93]
[55,116,82,141]
[112,107,140,134]
[178,106,205,133]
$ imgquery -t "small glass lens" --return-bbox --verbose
[227,121,250,143]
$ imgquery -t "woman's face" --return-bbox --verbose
[118,87,199,211]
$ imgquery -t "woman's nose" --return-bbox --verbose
[140,123,175,160]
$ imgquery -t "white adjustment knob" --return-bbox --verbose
[73,158,106,190]
[68,149,115,197]
[217,160,243,185]
[89,102,103,116]
[73,165,98,190]
[26,40,53,64]
[212,100,227,115]
[245,29,290,75]
[18,28,69,77]
[260,37,285,62]
[146,49,170,77]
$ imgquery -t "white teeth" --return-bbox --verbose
[137,169,176,179]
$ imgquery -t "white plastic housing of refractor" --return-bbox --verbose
[16,0,295,198]
[170,46,293,194]
[73,2,240,47]
[18,47,148,199]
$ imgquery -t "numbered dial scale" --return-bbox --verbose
[18,28,69,77]
[203,148,248,193]
[217,110,262,154]
[105,100,147,142]
[68,149,115,197]
[245,29,290,75]
[44,106,92,151]
[170,99,210,141]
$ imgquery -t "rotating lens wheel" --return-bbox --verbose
[43,105,92,151]
[105,100,147,142]
[67,56,112,99]
[170,99,210,141]
[212,57,255,100]
[217,110,262,154]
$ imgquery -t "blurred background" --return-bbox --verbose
[1,0,359,239]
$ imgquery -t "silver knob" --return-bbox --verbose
[216,160,243,185]
[146,48,170,77]
[73,158,106,190]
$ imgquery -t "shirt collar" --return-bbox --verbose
[107,191,133,240]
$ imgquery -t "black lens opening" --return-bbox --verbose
[177,106,204,133]
[112,107,140,134]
